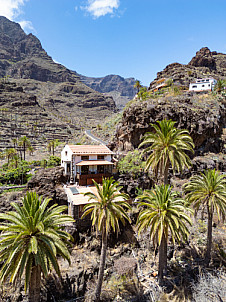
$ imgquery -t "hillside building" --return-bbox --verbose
[189,78,217,92]
[153,78,168,92]
[61,144,114,186]
[61,144,116,222]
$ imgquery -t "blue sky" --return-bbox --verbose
[0,0,226,86]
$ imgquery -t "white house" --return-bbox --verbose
[189,78,217,92]
[61,144,114,185]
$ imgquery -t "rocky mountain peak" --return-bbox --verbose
[79,73,137,110]
[0,16,26,42]
[150,47,226,89]
[0,17,117,151]
[188,47,216,70]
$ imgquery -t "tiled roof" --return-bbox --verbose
[68,145,113,155]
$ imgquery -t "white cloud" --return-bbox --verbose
[82,0,120,18]
[0,0,35,34]
[0,0,26,20]
[19,20,35,34]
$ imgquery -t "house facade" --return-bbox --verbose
[189,78,217,92]
[61,144,114,186]
[153,78,168,92]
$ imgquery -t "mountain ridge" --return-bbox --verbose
[78,73,137,110]
[0,16,116,152]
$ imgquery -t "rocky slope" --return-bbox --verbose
[79,74,137,110]
[113,92,226,155]
[149,47,226,89]
[0,17,116,151]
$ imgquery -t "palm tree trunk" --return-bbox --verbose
[205,207,213,266]
[158,234,167,285]
[163,160,170,185]
[95,229,107,302]
[163,235,167,275]
[29,265,41,302]
[23,142,26,161]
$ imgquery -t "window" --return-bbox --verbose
[81,166,89,174]
[65,151,67,156]
[97,165,104,173]
[208,84,210,87]
[202,84,205,87]
[192,85,197,88]
[97,155,104,160]
[81,155,89,160]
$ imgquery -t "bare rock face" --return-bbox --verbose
[0,17,117,151]
[113,93,225,155]
[188,47,216,70]
[26,167,67,206]
[79,74,137,110]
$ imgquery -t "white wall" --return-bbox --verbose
[61,145,73,175]
[189,78,217,92]
[61,145,73,163]
[74,156,81,164]
[189,83,211,91]
[105,155,112,161]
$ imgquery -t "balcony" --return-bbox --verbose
[76,172,112,186]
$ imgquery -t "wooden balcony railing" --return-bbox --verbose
[76,173,112,185]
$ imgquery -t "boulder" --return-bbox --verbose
[26,166,68,206]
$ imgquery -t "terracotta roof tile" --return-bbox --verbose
[67,145,113,155]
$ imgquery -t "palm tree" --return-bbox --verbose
[47,139,61,156]
[18,136,33,160]
[214,79,226,94]
[184,169,226,266]
[11,137,18,149]
[3,148,17,165]
[134,80,142,93]
[139,119,194,184]
[82,177,131,301]
[10,153,20,169]
[137,185,191,284]
[0,191,74,302]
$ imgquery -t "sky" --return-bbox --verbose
[0,0,226,86]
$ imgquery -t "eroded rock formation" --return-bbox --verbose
[113,93,225,155]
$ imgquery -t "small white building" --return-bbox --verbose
[189,78,217,92]
[61,144,114,185]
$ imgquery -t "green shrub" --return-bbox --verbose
[118,150,145,175]
[47,156,61,167]
[0,166,30,184]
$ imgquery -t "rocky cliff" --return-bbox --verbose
[79,74,137,110]
[0,17,116,151]
[149,47,226,90]
[113,92,225,155]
